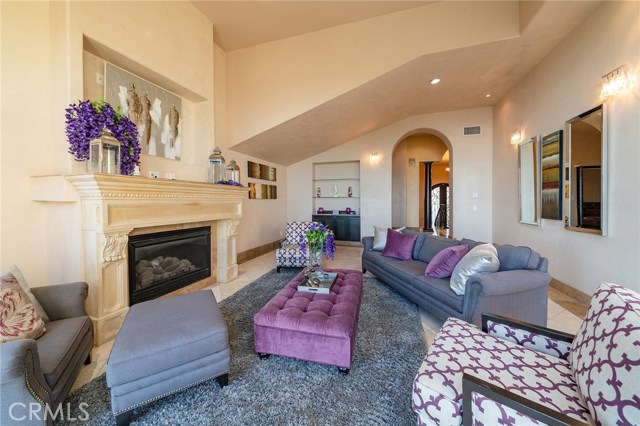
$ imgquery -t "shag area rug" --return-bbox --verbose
[60,270,426,425]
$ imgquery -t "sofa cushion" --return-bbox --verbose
[425,245,469,278]
[449,244,500,295]
[416,235,460,264]
[459,238,484,251]
[400,229,427,260]
[382,229,417,261]
[0,282,46,342]
[412,317,592,426]
[570,282,640,426]
[381,259,428,284]
[37,316,92,388]
[412,275,464,312]
[493,244,539,271]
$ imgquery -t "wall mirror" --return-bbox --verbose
[565,104,607,235]
[518,136,540,225]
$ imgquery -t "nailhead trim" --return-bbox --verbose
[113,373,228,415]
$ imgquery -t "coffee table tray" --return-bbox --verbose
[297,272,338,294]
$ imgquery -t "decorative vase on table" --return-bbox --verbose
[307,241,324,280]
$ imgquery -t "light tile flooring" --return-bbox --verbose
[71,246,587,391]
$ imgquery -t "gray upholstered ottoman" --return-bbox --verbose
[106,291,230,426]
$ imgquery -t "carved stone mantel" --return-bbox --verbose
[61,174,248,345]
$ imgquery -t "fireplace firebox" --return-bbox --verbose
[128,227,211,305]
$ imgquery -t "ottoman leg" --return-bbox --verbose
[115,410,132,426]
[216,373,229,388]
[338,367,350,375]
[258,353,271,360]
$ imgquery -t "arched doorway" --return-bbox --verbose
[392,131,452,235]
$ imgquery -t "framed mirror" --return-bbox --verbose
[518,136,540,225]
[564,104,607,235]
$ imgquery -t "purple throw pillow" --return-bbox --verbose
[425,245,469,278]
[382,229,417,261]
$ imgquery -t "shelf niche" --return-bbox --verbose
[312,161,360,215]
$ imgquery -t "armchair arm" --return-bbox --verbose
[462,373,590,426]
[467,270,551,297]
[1,340,52,425]
[361,236,373,251]
[277,238,286,249]
[482,313,574,359]
[31,282,88,322]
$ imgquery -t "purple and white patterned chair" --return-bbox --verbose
[412,282,640,426]
[275,221,316,273]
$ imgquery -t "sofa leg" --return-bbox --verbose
[277,266,281,273]
[258,353,270,360]
[338,367,350,375]
[216,373,229,388]
[84,352,92,365]
[362,267,366,274]
[115,410,132,426]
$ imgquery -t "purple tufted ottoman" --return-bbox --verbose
[253,269,364,374]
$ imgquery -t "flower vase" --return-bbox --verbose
[307,242,324,281]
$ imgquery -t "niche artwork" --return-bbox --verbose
[104,63,182,160]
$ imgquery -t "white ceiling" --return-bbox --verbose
[192,1,600,165]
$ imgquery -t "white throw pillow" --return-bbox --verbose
[372,226,405,251]
[449,244,500,296]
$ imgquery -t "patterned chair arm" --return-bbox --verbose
[462,374,591,426]
[277,238,286,249]
[482,313,575,359]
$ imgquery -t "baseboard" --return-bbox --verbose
[238,241,279,264]
[549,278,591,306]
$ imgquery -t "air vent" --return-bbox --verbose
[463,125,481,136]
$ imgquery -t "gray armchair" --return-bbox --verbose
[1,282,93,426]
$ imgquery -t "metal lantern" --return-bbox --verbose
[88,129,121,174]
[225,159,241,184]
[208,146,225,183]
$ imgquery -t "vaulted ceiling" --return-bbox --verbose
[193,1,600,165]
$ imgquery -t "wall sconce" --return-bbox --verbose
[600,65,631,100]
[408,157,416,167]
[511,129,522,145]
[370,152,380,162]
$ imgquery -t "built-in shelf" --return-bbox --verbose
[313,178,359,182]
[315,196,360,199]
[313,161,360,215]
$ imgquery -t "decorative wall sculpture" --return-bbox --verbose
[105,63,182,160]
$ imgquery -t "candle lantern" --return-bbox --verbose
[88,129,121,174]
[208,146,226,183]
[225,159,241,184]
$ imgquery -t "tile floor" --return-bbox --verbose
[71,245,587,391]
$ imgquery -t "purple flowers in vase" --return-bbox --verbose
[65,100,141,175]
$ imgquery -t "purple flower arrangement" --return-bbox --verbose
[65,100,141,175]
[298,223,337,260]
[215,180,244,187]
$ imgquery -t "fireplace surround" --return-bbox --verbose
[34,174,248,345]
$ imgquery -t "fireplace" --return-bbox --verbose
[128,227,211,305]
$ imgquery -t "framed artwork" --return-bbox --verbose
[248,161,277,181]
[248,183,277,199]
[104,63,182,160]
[541,130,563,220]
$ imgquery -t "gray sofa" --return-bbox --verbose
[1,282,93,426]
[361,233,551,327]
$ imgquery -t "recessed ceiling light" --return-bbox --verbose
[429,78,441,85]
[485,94,491,98]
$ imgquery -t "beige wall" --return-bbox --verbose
[0,1,280,286]
[287,107,493,243]
[492,1,640,294]
[226,2,518,145]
